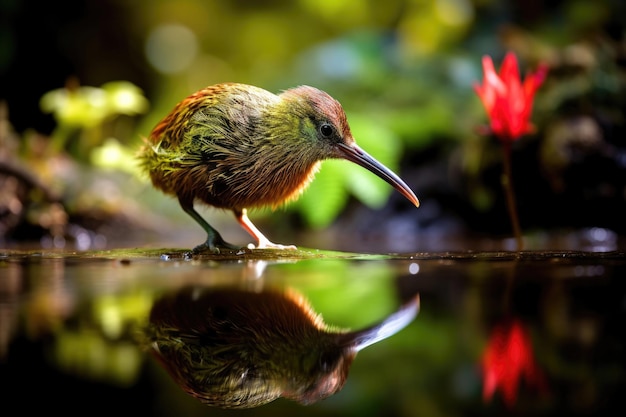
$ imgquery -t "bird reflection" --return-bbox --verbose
[145,285,419,408]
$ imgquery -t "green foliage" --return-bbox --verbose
[296,161,349,229]
[40,80,148,160]
[13,0,622,237]
[90,138,142,176]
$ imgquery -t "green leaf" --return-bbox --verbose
[296,162,349,228]
[343,162,393,207]
[349,112,402,167]
[101,81,149,116]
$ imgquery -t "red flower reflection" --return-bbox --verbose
[481,319,547,407]
[474,52,548,142]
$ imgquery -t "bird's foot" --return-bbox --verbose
[247,239,297,251]
[185,239,242,258]
[235,210,297,251]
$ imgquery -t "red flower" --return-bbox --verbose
[474,52,548,142]
[481,319,547,407]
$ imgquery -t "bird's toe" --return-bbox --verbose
[249,241,297,250]
[188,239,242,257]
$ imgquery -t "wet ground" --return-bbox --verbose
[1,245,625,416]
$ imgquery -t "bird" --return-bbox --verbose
[138,83,419,254]
[145,285,420,408]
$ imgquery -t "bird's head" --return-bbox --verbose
[279,86,420,207]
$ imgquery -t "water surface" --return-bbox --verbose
[1,248,624,416]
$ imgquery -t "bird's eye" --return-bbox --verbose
[319,123,334,137]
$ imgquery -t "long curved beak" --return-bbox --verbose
[339,294,420,352]
[336,143,419,207]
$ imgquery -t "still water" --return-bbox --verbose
[1,248,625,416]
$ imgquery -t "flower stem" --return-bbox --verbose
[501,142,524,251]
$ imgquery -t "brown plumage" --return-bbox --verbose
[139,83,419,253]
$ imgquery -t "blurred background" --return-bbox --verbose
[1,3,626,416]
[1,0,625,252]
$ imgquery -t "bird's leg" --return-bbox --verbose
[178,196,241,254]
[234,208,297,250]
